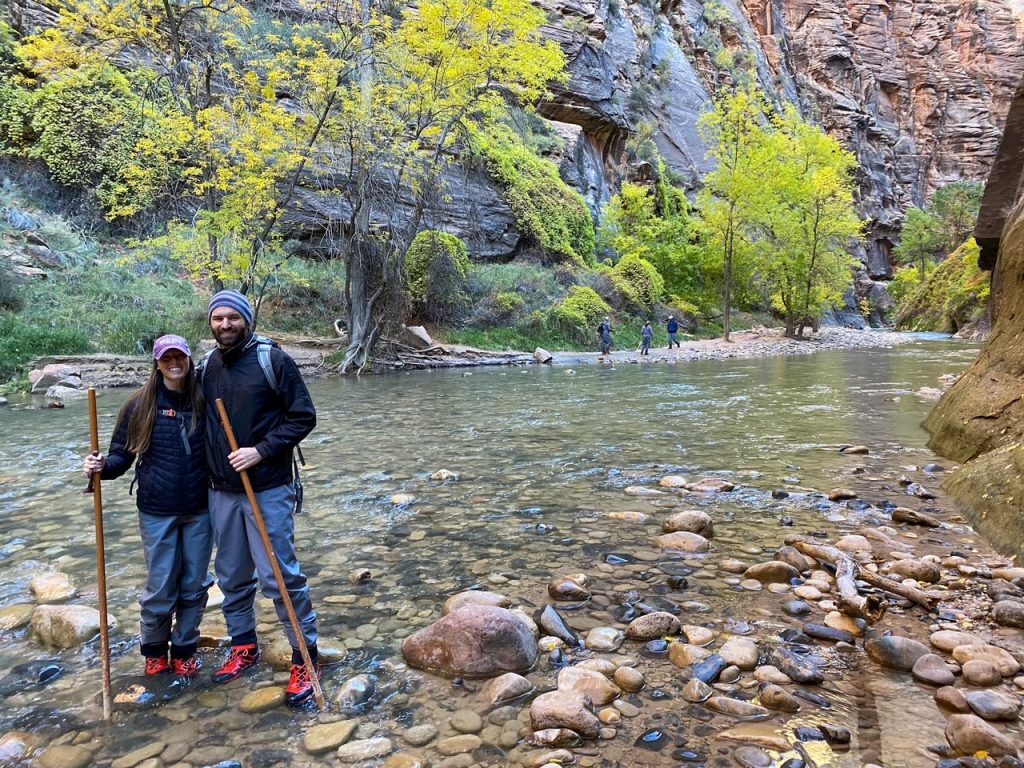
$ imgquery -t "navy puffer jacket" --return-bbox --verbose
[102,381,208,516]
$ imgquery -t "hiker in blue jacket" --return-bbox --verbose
[641,320,653,355]
[83,335,212,678]
[666,316,680,349]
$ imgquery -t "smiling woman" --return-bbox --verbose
[81,333,212,678]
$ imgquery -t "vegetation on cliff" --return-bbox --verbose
[890,181,987,333]
[893,239,990,334]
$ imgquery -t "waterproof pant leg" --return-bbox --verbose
[209,485,317,649]
[170,512,214,655]
[138,512,181,651]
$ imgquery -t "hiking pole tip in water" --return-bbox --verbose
[86,388,113,720]
[214,398,326,710]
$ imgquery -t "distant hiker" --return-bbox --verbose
[641,320,653,355]
[83,334,211,679]
[598,316,613,355]
[202,289,320,706]
[667,316,680,349]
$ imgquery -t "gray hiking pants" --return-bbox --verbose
[209,484,317,649]
[137,511,213,653]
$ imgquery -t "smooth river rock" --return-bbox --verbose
[911,654,956,686]
[865,635,931,671]
[530,690,600,738]
[31,605,116,649]
[401,605,537,677]
[944,713,1021,757]
[625,611,680,640]
[557,667,620,706]
[29,572,77,603]
[661,510,714,537]
[951,644,1020,677]
[655,531,710,552]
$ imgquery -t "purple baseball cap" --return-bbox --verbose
[153,334,192,360]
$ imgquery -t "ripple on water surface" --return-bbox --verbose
[0,340,987,766]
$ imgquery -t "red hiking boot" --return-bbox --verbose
[212,644,260,683]
[144,656,170,676]
[285,662,320,706]
[171,656,202,677]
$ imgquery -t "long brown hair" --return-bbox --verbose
[115,357,205,456]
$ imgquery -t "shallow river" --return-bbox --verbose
[0,336,1002,767]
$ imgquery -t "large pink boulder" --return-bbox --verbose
[401,605,538,678]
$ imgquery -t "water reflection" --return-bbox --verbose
[0,338,984,765]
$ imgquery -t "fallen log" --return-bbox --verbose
[785,536,887,622]
[786,535,947,612]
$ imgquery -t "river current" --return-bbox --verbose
[0,336,1005,767]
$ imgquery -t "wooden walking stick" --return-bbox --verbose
[214,399,325,710]
[85,388,113,720]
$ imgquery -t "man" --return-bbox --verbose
[666,316,680,349]
[202,289,320,705]
[598,316,613,355]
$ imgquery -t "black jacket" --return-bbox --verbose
[202,333,316,493]
[102,381,208,516]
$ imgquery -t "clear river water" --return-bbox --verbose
[0,336,1011,768]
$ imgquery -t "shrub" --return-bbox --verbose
[547,285,611,345]
[613,253,664,312]
[405,230,471,324]
[474,131,595,264]
[258,257,347,336]
[0,313,91,380]
[887,265,922,305]
[465,261,564,316]
[895,239,989,332]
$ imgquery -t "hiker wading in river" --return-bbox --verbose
[83,335,212,678]
[201,289,320,706]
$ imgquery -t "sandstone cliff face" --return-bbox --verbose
[8,0,1024,273]
[923,75,1024,562]
[541,0,1024,275]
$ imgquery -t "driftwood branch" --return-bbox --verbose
[786,537,887,622]
[786,535,947,613]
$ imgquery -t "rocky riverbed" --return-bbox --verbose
[3,444,1022,768]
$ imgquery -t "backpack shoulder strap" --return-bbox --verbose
[197,348,215,385]
[254,336,278,393]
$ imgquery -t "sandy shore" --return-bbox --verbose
[544,326,916,367]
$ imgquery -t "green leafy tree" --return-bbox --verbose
[893,207,944,280]
[19,1,354,308]
[756,107,862,337]
[931,180,983,250]
[599,174,701,302]
[695,86,771,341]
[321,0,567,372]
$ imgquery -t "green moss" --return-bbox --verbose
[474,131,595,265]
[895,239,989,332]
[405,230,470,323]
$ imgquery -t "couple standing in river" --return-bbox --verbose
[82,289,321,706]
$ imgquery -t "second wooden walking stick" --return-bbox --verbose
[214,398,325,709]
[85,388,113,720]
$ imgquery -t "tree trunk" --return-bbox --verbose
[723,221,733,342]
[341,241,384,373]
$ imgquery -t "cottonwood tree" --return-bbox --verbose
[20,0,358,312]
[756,107,861,337]
[695,87,771,341]
[319,0,566,373]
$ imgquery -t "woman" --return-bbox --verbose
[83,334,212,677]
